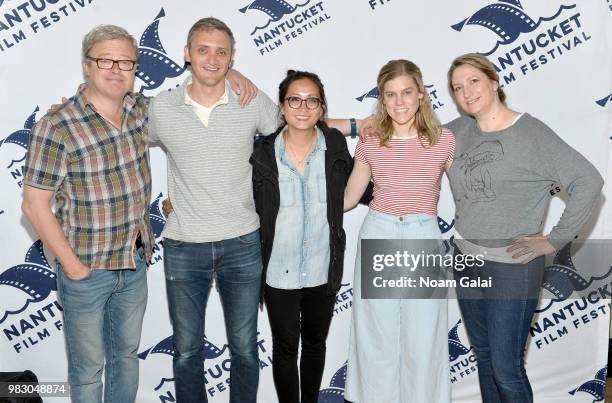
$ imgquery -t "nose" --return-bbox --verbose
[205,52,219,66]
[110,61,121,72]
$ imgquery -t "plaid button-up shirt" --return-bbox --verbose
[24,84,154,269]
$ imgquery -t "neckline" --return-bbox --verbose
[475,112,526,136]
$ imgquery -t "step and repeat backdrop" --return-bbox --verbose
[1,1,611,402]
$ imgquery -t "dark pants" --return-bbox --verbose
[455,253,545,403]
[265,283,336,403]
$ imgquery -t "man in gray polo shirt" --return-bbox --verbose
[148,18,277,403]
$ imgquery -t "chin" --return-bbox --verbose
[194,72,224,84]
[391,118,414,126]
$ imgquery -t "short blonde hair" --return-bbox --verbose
[374,59,441,147]
[447,53,506,103]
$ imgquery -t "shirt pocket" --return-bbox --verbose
[279,174,296,207]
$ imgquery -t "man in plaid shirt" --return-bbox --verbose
[22,25,153,403]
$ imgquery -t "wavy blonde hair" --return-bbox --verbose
[374,59,441,147]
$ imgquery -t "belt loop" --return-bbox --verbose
[417,214,427,226]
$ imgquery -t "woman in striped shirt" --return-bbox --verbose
[343,59,455,403]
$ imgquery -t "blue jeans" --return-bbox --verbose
[56,248,148,403]
[164,230,262,403]
[454,254,544,403]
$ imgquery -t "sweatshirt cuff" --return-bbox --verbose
[546,233,574,251]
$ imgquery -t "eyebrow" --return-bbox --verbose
[288,93,319,97]
[385,86,415,92]
[195,44,229,50]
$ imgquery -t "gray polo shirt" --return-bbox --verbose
[149,77,279,242]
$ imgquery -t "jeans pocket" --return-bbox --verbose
[59,264,94,282]
[237,230,260,245]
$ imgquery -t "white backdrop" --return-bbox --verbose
[1,1,611,402]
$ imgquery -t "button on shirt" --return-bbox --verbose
[266,128,330,289]
[184,84,229,127]
[23,84,154,269]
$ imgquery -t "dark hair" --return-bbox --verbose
[277,69,328,129]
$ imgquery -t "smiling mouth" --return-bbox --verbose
[466,98,480,105]
[203,66,220,72]
[394,108,409,112]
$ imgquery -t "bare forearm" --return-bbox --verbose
[22,201,80,268]
[344,160,372,211]
[327,118,360,137]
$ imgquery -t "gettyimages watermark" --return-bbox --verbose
[360,239,612,300]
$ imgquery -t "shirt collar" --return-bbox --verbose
[183,77,229,108]
[276,126,327,163]
[74,83,136,112]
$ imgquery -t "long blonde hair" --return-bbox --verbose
[374,59,441,147]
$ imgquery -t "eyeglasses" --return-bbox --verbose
[284,96,322,110]
[86,56,137,71]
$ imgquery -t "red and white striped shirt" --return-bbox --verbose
[355,129,455,216]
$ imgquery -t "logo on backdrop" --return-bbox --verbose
[355,85,446,111]
[568,366,606,402]
[530,242,611,350]
[1,240,63,353]
[239,0,332,56]
[140,333,272,400]
[318,362,347,402]
[0,0,94,54]
[148,193,167,266]
[451,1,592,87]
[448,319,472,361]
[334,282,353,315]
[136,8,186,93]
[366,0,393,11]
[448,319,478,383]
[0,240,55,324]
[1,107,38,189]
[536,242,612,313]
[595,92,612,108]
[139,334,229,361]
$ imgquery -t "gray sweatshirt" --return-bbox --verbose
[445,113,603,250]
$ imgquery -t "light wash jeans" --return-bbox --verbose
[56,248,147,403]
[345,210,450,403]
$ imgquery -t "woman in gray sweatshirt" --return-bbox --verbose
[445,53,603,403]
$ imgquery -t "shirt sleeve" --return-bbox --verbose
[147,97,159,143]
[23,117,69,190]
[354,137,370,166]
[533,119,604,249]
[256,91,281,135]
[444,129,456,165]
